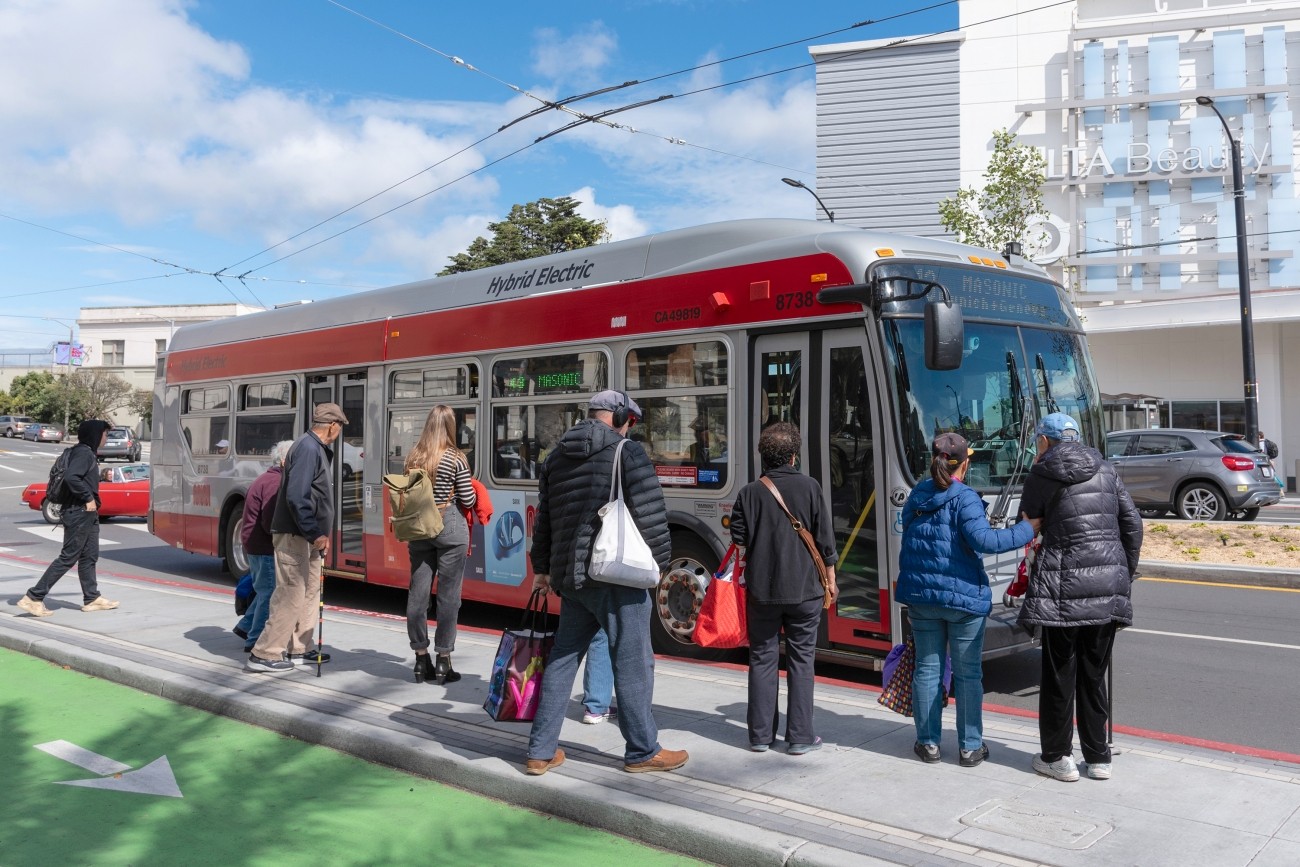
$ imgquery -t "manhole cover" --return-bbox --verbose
[961,800,1112,849]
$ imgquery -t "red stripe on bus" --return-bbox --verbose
[164,254,856,383]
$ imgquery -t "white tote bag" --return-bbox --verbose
[589,439,661,589]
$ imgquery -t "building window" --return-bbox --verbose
[156,339,167,356]
[102,340,125,366]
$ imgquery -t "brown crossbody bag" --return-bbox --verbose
[758,477,834,609]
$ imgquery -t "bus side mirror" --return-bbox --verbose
[924,299,963,370]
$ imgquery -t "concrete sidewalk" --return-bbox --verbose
[3,566,1299,867]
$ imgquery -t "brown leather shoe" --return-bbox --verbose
[524,749,565,776]
[624,748,689,774]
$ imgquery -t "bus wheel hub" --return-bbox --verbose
[657,561,708,644]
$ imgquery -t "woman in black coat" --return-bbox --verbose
[729,423,837,755]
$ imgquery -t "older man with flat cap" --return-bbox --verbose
[247,402,348,673]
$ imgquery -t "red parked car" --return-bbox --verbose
[22,462,151,524]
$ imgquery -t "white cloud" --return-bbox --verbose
[566,186,647,241]
[531,23,618,84]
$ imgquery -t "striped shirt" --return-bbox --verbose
[430,451,476,509]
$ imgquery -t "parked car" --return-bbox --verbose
[1105,428,1282,521]
[21,461,151,524]
[21,423,65,443]
[97,426,142,462]
[340,440,363,480]
[0,415,35,438]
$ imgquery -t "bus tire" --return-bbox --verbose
[222,500,249,578]
[650,532,738,662]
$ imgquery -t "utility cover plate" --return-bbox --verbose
[960,800,1112,849]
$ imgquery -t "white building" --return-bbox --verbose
[78,303,264,434]
[811,0,1300,488]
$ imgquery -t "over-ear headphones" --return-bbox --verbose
[611,390,630,428]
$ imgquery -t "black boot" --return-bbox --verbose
[413,653,435,683]
[433,654,461,685]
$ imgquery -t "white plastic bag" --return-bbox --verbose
[588,439,660,589]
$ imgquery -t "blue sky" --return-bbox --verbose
[0,0,957,352]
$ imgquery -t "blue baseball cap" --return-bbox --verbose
[1036,412,1081,441]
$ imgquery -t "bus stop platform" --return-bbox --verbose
[3,568,1299,867]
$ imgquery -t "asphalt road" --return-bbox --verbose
[5,436,1298,759]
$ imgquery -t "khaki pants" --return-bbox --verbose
[250,533,322,660]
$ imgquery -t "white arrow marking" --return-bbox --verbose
[35,740,183,798]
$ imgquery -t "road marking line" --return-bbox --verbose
[0,463,24,473]
[17,526,119,546]
[1127,627,1300,651]
[0,484,30,490]
[1143,576,1300,593]
[35,740,132,774]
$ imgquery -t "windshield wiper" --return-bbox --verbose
[1036,353,1060,413]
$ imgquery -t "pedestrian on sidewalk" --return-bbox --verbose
[246,403,347,673]
[729,422,837,755]
[232,439,292,652]
[896,432,1038,767]
[580,628,617,724]
[1018,413,1143,782]
[18,419,120,617]
[403,404,476,686]
[525,390,688,777]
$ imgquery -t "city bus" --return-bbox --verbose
[151,218,1103,664]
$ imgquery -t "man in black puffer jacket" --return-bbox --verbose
[526,390,688,777]
[1019,412,1143,784]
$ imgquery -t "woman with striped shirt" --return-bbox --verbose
[405,404,477,685]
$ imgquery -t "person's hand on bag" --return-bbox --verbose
[532,572,551,594]
[1021,512,1042,533]
[825,566,839,605]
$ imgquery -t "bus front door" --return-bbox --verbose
[308,372,367,576]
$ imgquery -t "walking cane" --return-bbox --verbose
[314,571,325,678]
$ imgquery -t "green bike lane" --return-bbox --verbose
[1,648,706,867]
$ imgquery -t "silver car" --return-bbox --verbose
[1105,428,1281,521]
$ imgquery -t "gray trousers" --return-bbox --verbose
[28,506,102,604]
[746,596,823,746]
[406,508,469,654]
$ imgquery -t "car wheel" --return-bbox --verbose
[41,499,63,525]
[1138,508,1167,519]
[1176,484,1227,521]
[1237,508,1261,522]
[4,428,11,437]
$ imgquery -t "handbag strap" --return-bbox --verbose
[607,438,628,503]
[759,476,830,583]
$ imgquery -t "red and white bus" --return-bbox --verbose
[151,218,1103,663]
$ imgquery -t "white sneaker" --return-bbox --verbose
[581,707,617,725]
[17,595,53,617]
[1086,762,1112,780]
[81,597,120,612]
[1033,753,1080,782]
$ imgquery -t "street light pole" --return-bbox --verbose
[1196,95,1257,443]
[781,177,835,222]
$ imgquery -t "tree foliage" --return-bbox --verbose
[128,389,154,429]
[53,369,135,429]
[938,129,1048,253]
[8,371,61,420]
[438,196,610,275]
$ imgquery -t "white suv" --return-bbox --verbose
[0,415,35,438]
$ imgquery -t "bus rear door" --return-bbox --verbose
[308,371,369,577]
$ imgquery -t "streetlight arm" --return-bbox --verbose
[780,177,835,222]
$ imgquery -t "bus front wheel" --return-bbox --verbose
[651,532,738,662]
[223,501,249,578]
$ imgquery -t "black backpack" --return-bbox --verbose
[47,448,75,506]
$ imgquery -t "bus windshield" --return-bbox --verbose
[881,314,1103,489]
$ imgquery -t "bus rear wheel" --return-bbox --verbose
[223,501,249,578]
[651,532,738,662]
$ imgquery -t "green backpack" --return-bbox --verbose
[382,469,444,542]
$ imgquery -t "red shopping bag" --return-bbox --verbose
[693,545,748,649]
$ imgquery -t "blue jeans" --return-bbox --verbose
[909,603,986,751]
[235,553,276,649]
[527,584,660,764]
[582,628,614,715]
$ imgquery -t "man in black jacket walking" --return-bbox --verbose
[18,420,119,616]
[525,390,688,777]
[1018,413,1143,783]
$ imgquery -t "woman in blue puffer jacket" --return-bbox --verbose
[897,432,1039,767]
